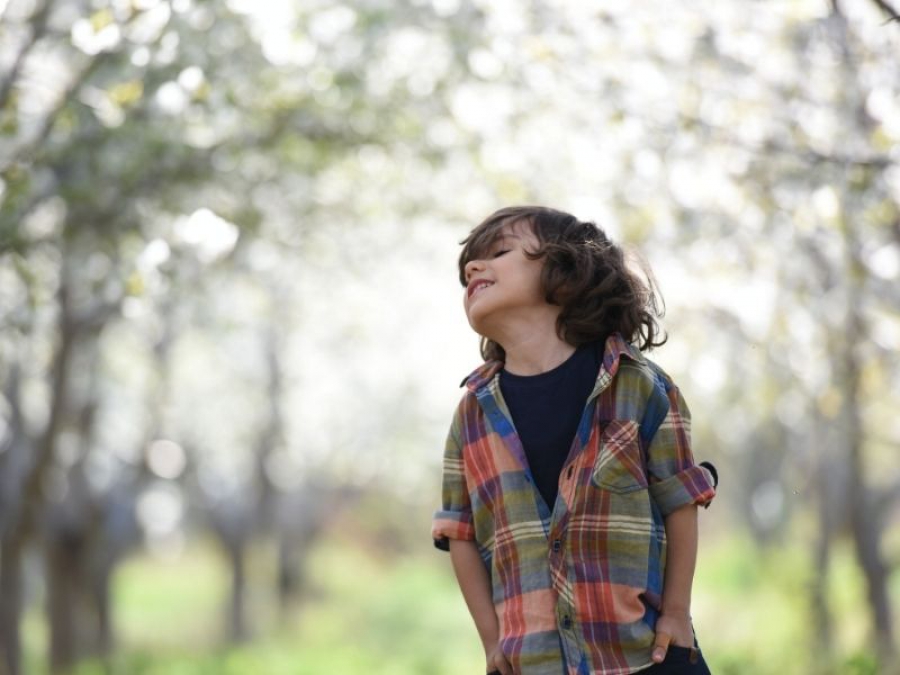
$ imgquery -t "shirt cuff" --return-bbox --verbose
[432,510,475,552]
[648,464,717,517]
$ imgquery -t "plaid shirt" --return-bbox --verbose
[432,334,716,675]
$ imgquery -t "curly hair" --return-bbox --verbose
[458,206,667,362]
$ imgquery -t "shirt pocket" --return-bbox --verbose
[591,419,648,494]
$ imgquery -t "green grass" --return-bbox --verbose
[20,530,899,675]
[25,534,484,675]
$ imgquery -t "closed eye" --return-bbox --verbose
[491,249,510,258]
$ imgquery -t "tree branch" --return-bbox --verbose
[869,0,900,23]
[0,0,54,110]
[678,113,894,169]
[0,51,112,174]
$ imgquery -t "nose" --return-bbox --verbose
[464,258,485,283]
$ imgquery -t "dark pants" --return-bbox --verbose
[489,646,712,675]
[641,645,712,674]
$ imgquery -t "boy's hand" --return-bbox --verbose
[485,642,513,675]
[651,612,694,663]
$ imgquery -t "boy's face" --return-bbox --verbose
[462,219,548,339]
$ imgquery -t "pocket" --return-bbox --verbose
[660,646,711,675]
[664,646,694,664]
[591,420,648,493]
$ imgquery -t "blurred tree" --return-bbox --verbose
[1,0,479,671]
[648,2,898,666]
[423,1,900,669]
[1,0,898,674]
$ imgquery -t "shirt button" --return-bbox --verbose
[552,539,562,553]
[562,615,573,629]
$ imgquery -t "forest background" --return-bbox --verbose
[1,0,899,674]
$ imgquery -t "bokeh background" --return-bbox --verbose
[1,0,899,673]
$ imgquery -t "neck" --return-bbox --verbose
[489,312,575,375]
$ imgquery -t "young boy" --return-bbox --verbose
[432,206,717,675]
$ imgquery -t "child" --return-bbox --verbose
[432,206,717,675]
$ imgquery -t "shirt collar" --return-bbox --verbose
[459,359,504,392]
[600,332,644,379]
[460,332,644,393]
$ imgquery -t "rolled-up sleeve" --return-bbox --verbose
[432,409,475,551]
[645,382,716,517]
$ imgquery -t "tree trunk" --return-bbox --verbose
[843,311,895,663]
[46,536,81,673]
[810,455,835,661]
[0,369,28,675]
[277,538,299,611]
[838,200,896,664]
[228,541,247,643]
[0,537,23,675]
[4,280,79,674]
[93,566,114,659]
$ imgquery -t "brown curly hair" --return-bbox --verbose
[458,206,667,362]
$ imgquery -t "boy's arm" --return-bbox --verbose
[449,539,513,675]
[651,503,698,663]
[641,379,714,663]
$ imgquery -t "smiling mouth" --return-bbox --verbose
[467,280,494,298]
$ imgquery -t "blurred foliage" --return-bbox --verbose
[1,0,900,673]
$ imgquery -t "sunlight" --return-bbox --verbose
[146,439,187,480]
[175,209,240,262]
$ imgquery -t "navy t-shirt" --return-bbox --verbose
[499,341,601,510]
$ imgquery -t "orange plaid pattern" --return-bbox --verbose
[433,334,716,675]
